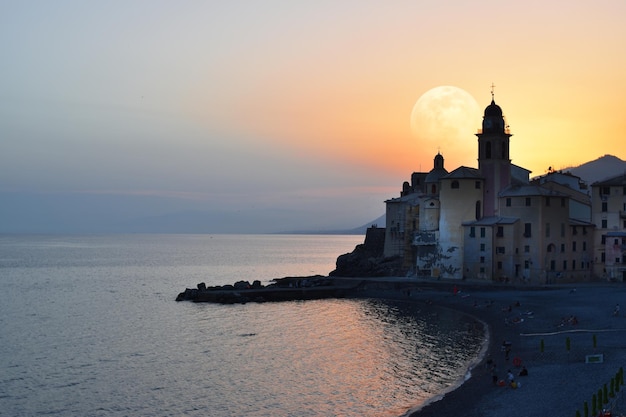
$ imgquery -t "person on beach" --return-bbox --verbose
[507,370,517,388]
[502,340,512,361]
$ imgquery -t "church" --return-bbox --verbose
[384,94,596,283]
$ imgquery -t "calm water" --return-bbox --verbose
[0,234,485,417]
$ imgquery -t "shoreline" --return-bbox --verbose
[399,303,492,417]
[348,278,626,417]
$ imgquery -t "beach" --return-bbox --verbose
[353,279,626,417]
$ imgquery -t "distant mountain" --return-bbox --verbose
[564,154,626,184]
[281,214,385,235]
[345,213,386,234]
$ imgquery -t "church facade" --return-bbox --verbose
[385,96,598,283]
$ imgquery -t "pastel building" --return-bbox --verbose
[591,174,626,281]
[385,95,596,283]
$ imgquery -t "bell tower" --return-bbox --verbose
[476,86,512,217]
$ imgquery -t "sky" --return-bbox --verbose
[1,1,625,233]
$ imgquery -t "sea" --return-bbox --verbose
[0,234,485,417]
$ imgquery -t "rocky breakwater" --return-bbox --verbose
[176,275,359,304]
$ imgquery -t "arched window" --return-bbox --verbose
[451,180,460,189]
[486,141,492,159]
[475,200,481,220]
[431,184,436,194]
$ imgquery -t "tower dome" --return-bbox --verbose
[425,152,448,184]
[484,99,502,117]
[482,99,505,133]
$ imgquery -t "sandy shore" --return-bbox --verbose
[349,278,626,417]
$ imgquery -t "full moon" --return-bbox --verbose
[410,86,481,165]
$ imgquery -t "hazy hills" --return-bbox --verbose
[562,154,626,185]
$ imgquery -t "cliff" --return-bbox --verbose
[329,227,406,277]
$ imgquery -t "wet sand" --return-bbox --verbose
[351,279,626,417]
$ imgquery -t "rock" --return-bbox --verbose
[329,227,407,277]
[233,280,251,290]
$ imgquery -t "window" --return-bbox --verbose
[475,201,481,220]
[525,197,531,207]
[475,181,481,189]
[550,260,555,271]
[601,186,610,195]
[561,198,566,207]
[602,202,608,212]
[496,246,505,254]
[563,260,567,270]
[486,141,492,158]
[545,223,550,238]
[497,261,503,270]
[524,245,530,253]
[561,243,565,253]
[469,227,475,237]
[601,252,605,262]
[615,239,620,245]
[602,235,606,244]
[480,256,485,264]
[572,260,576,270]
[602,220,608,228]
[545,197,550,207]
[451,180,460,189]
[480,243,485,251]
[572,226,577,235]
[524,223,532,237]
[506,198,511,207]
[524,260,530,269]
[497,226,504,237]
[572,241,577,252]
[583,241,587,251]
[547,244,553,253]
[480,267,485,274]
[480,227,485,238]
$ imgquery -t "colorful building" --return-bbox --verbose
[385,95,599,283]
[591,174,626,281]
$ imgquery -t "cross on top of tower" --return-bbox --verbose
[490,83,496,100]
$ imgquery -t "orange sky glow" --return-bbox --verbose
[2,0,626,232]
[186,0,626,180]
